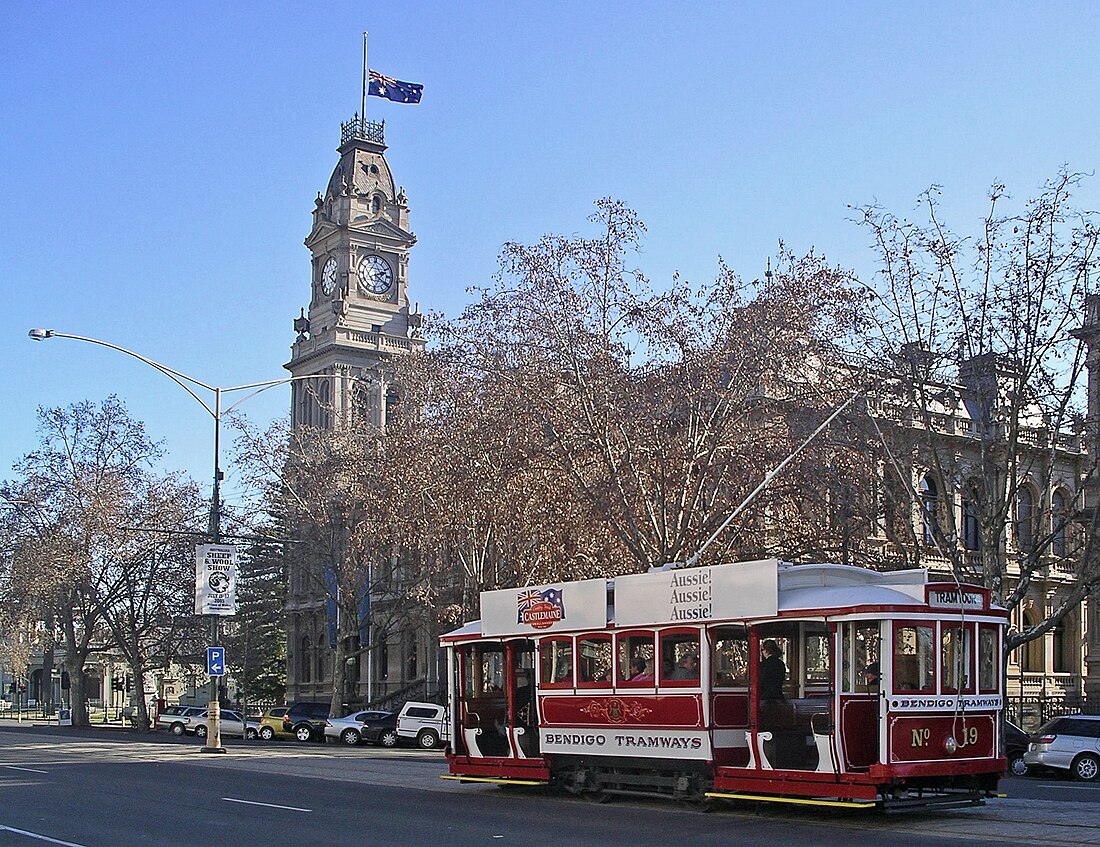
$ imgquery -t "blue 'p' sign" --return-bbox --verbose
[207,646,226,676]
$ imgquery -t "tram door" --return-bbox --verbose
[457,641,538,759]
[838,621,881,769]
[508,640,539,758]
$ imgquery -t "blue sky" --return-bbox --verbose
[4,1,1099,503]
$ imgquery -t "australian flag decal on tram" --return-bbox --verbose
[518,587,566,629]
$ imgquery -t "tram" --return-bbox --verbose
[441,559,1008,810]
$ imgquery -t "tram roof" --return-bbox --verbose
[441,561,998,641]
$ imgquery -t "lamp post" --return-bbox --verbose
[28,328,320,751]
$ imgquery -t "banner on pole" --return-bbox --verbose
[194,544,238,616]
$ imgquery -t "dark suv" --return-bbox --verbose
[283,701,333,742]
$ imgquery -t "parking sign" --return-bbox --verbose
[207,646,226,676]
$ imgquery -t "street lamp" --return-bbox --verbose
[28,328,321,751]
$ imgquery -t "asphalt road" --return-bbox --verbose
[0,724,1094,847]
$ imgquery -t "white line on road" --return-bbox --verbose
[0,825,90,846]
[4,766,49,774]
[221,797,312,812]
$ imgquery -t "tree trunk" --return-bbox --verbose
[61,616,92,727]
[131,662,152,732]
[41,641,55,712]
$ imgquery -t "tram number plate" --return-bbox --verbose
[887,715,994,762]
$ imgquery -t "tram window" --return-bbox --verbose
[843,622,880,693]
[539,638,574,687]
[942,624,974,693]
[578,635,613,685]
[893,624,934,692]
[978,625,999,692]
[660,631,700,684]
[617,633,655,685]
[463,645,506,697]
[712,626,749,688]
[803,628,831,687]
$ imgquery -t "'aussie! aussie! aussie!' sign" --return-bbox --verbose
[481,578,607,637]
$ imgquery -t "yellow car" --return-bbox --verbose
[258,706,292,740]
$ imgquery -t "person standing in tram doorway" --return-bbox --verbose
[759,640,787,704]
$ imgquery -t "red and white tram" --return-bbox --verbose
[441,559,1008,809]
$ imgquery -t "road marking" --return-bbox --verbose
[221,798,312,812]
[0,825,90,846]
[4,766,49,774]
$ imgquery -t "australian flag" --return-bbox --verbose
[369,69,423,104]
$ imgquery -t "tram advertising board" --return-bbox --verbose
[481,578,607,637]
[614,559,779,628]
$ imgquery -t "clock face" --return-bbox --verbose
[358,254,393,294]
[320,257,338,296]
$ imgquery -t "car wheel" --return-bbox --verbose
[295,725,314,742]
[1074,754,1100,781]
[259,726,275,741]
[246,728,258,740]
[417,729,439,749]
[170,723,185,737]
[379,729,399,748]
[195,724,208,739]
[341,728,361,746]
[1009,755,1029,777]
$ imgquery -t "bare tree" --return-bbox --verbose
[0,397,173,725]
[854,170,1100,651]
[99,474,206,730]
[434,200,867,578]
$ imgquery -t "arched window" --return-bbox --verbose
[1016,486,1035,552]
[1052,489,1068,557]
[371,195,382,213]
[300,635,312,684]
[1053,622,1070,673]
[1020,606,1043,673]
[962,486,981,551]
[920,475,940,546]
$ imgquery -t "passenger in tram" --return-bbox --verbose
[759,640,787,704]
[628,657,654,683]
[670,653,699,680]
[862,661,881,691]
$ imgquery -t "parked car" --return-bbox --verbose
[157,705,207,736]
[323,710,392,746]
[197,709,259,739]
[1005,720,1031,776]
[258,706,291,741]
[157,705,258,739]
[283,701,334,742]
[360,711,399,747]
[396,701,449,749]
[1024,714,1100,780]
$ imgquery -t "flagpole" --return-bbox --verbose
[361,31,368,127]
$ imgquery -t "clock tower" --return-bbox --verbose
[285,116,425,430]
[284,115,427,705]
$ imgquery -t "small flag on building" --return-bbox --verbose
[368,69,423,104]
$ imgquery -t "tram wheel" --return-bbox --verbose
[1073,754,1100,782]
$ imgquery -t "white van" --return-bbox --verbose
[396,701,449,749]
